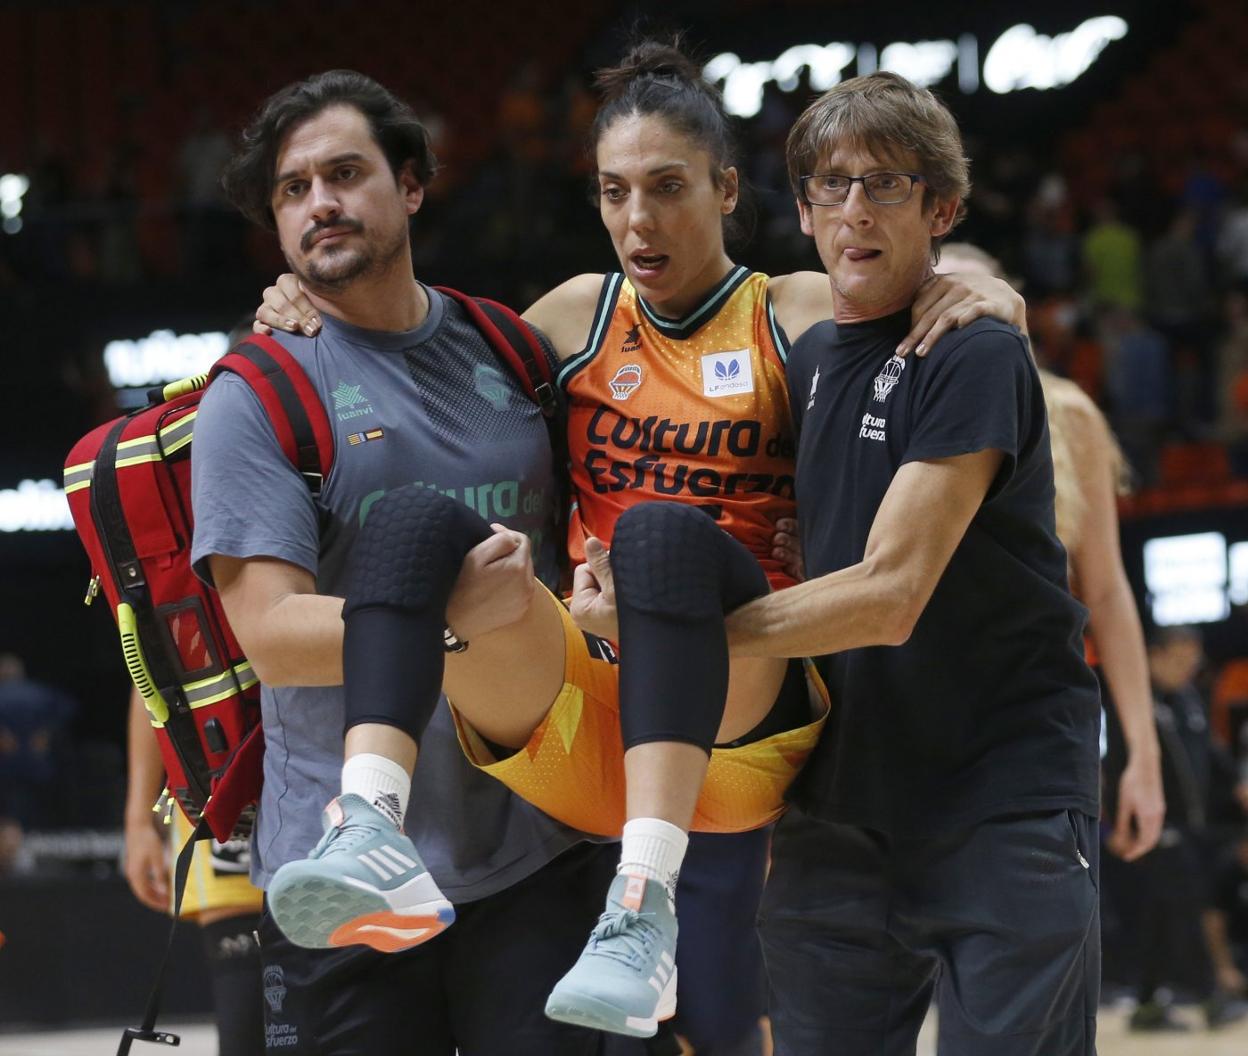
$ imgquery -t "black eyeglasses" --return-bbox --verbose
[800,172,925,207]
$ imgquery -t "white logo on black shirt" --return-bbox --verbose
[807,365,820,410]
[859,412,887,442]
[873,355,906,402]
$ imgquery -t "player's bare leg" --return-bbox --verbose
[268,486,566,953]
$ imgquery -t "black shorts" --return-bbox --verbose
[257,841,617,1055]
[759,807,1100,1056]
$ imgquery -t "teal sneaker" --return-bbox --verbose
[545,873,678,1038]
[267,794,454,953]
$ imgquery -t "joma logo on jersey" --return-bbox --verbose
[702,350,754,397]
[332,381,376,422]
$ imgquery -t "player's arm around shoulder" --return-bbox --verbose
[915,320,1034,412]
[767,271,835,346]
[922,313,1030,361]
[523,273,605,363]
[768,270,1029,356]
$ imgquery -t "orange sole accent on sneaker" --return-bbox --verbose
[328,912,452,953]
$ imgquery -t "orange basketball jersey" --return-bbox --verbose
[559,267,797,589]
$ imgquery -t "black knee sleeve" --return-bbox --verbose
[345,485,492,615]
[611,503,769,620]
[200,912,264,1056]
[611,503,770,753]
[342,486,492,740]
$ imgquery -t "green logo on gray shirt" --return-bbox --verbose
[332,382,375,421]
[473,364,510,412]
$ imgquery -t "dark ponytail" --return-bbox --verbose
[591,39,752,245]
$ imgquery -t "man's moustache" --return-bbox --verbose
[302,220,364,251]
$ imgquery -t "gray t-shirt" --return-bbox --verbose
[190,286,586,898]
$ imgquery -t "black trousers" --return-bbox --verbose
[760,807,1101,1056]
[671,828,770,1049]
[1102,828,1214,1000]
[257,841,617,1055]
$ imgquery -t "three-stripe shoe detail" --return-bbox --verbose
[267,794,455,954]
[648,950,676,998]
[355,845,420,882]
[545,872,680,1038]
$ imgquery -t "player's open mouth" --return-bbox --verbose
[631,253,669,276]
[844,248,882,262]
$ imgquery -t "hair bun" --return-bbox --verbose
[594,39,702,103]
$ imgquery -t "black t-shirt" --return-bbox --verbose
[787,310,1101,835]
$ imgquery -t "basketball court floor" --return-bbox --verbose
[2,1006,1247,1055]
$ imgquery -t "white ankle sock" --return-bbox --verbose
[342,753,411,829]
[618,817,689,902]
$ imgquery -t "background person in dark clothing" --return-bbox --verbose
[1209,830,1248,992]
[0,652,76,830]
[1103,626,1248,1031]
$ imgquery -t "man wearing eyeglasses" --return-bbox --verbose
[726,73,1103,1054]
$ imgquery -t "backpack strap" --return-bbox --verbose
[433,287,571,584]
[116,815,212,1055]
[209,334,335,495]
[433,287,558,419]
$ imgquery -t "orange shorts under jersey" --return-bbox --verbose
[450,587,829,837]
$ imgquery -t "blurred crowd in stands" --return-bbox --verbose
[3,11,1248,498]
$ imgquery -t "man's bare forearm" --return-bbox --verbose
[727,452,1001,661]
[726,557,915,658]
